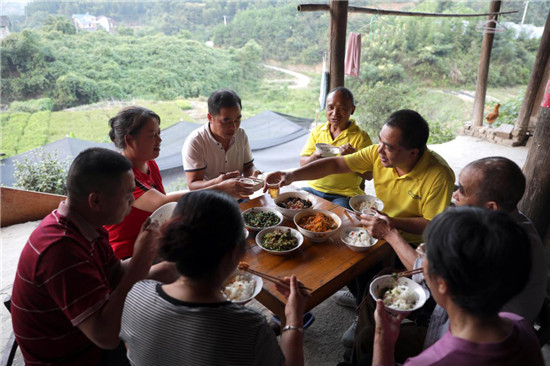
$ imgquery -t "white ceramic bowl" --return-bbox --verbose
[242,207,284,232]
[239,177,264,191]
[315,143,340,157]
[349,194,384,214]
[369,275,429,314]
[256,226,304,256]
[221,270,263,305]
[293,209,342,243]
[150,202,177,225]
[340,227,378,252]
[274,191,315,220]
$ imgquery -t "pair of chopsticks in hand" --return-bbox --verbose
[238,262,311,296]
[356,267,424,311]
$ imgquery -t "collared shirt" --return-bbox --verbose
[301,120,373,197]
[345,145,455,243]
[182,123,254,180]
[11,201,120,365]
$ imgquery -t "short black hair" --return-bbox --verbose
[466,157,525,212]
[327,87,355,106]
[67,148,132,199]
[384,109,429,155]
[207,89,242,117]
[159,190,246,278]
[424,207,530,317]
[109,106,161,149]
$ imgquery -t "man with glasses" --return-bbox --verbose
[182,89,261,199]
[347,157,547,365]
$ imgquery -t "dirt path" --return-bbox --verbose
[263,64,311,89]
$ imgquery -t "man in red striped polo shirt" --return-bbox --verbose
[11,148,174,365]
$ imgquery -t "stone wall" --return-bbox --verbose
[459,123,530,147]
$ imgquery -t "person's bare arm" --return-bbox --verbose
[132,189,187,213]
[243,161,261,177]
[389,216,429,236]
[185,170,253,198]
[299,151,323,166]
[361,213,418,271]
[372,300,407,366]
[276,276,307,366]
[77,220,159,349]
[264,157,352,189]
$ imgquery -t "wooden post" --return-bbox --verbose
[514,7,550,138]
[328,0,348,90]
[519,106,550,239]
[472,0,501,127]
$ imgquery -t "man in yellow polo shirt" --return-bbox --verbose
[266,109,455,244]
[300,87,372,209]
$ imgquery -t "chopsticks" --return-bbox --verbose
[394,268,424,278]
[343,208,362,225]
[356,268,424,311]
[238,262,312,295]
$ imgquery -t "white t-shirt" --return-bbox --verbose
[182,123,254,180]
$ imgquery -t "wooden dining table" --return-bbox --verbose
[240,192,392,322]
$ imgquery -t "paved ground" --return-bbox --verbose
[3,135,548,365]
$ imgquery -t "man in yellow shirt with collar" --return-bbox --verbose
[300,87,373,209]
[267,109,454,244]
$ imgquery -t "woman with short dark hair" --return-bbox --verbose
[373,207,543,366]
[120,190,308,366]
[105,106,187,259]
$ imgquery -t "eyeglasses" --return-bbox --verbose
[415,243,426,259]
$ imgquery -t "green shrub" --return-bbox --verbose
[9,98,53,113]
[14,148,69,195]
[496,97,523,126]
[174,99,192,110]
[165,176,188,193]
[53,72,100,109]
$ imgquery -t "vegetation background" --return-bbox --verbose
[2,0,548,159]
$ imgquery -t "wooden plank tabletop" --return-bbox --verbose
[240,193,392,320]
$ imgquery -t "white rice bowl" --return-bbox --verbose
[369,275,428,314]
[221,271,263,304]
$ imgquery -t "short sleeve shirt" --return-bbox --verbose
[11,201,121,365]
[405,313,544,366]
[182,123,254,180]
[121,280,284,366]
[345,145,455,243]
[301,121,373,197]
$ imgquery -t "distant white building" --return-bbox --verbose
[72,13,114,33]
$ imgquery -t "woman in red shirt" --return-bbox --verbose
[105,106,186,259]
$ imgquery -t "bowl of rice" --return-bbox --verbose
[315,143,340,157]
[242,207,284,232]
[294,209,342,243]
[150,202,177,225]
[349,195,384,215]
[340,227,378,252]
[221,270,263,305]
[369,275,428,314]
[256,226,304,256]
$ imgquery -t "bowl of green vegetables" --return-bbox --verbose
[255,226,304,256]
[242,207,284,232]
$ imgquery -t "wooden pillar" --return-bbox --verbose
[328,0,348,90]
[514,7,550,137]
[472,0,501,127]
[519,107,550,239]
